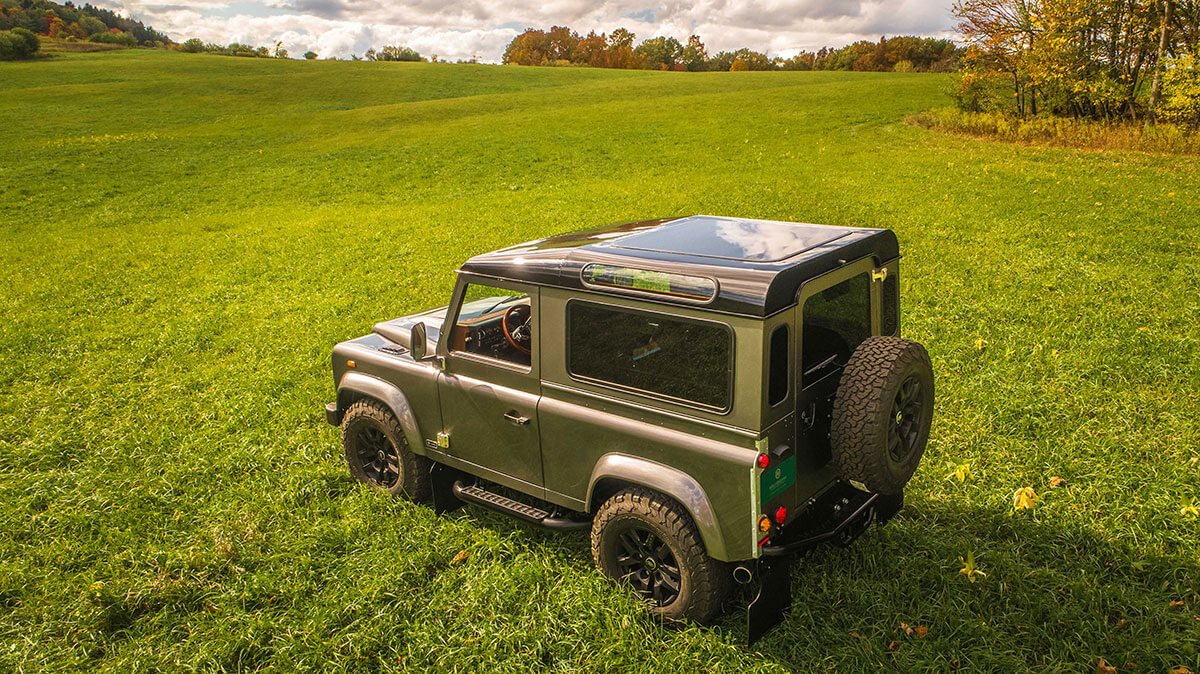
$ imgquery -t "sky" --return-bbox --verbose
[98,0,959,62]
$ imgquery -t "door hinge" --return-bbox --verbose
[436,432,451,449]
[871,267,888,282]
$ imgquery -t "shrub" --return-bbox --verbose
[949,71,1009,113]
[894,60,915,73]
[0,27,39,60]
[1159,54,1200,130]
[89,30,136,46]
[729,58,748,71]
[181,38,204,53]
[303,50,317,60]
[907,107,1200,155]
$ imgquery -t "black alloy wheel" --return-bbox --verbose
[613,524,682,606]
[354,424,400,488]
[889,375,925,463]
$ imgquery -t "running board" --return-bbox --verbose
[451,481,590,530]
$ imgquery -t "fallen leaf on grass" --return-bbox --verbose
[959,551,986,582]
[974,338,987,350]
[1170,600,1184,607]
[1013,487,1039,510]
[914,625,928,638]
[947,463,973,483]
[1169,667,1193,674]
[1097,657,1116,674]
[1181,503,1199,518]
[451,550,470,565]
[887,640,899,652]
[1049,476,1066,488]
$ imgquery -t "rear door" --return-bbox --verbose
[794,259,879,474]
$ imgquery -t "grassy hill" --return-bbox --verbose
[1,50,1198,671]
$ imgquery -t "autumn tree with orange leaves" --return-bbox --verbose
[953,0,1200,122]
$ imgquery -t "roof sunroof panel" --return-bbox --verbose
[610,215,851,262]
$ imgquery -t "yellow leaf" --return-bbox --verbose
[974,338,987,350]
[914,625,928,638]
[451,549,470,565]
[1181,504,1199,518]
[1013,487,1039,510]
[1169,667,1193,674]
[959,551,986,582]
[947,462,973,483]
[1049,476,1066,488]
[1097,658,1116,674]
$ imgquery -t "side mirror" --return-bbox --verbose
[409,322,428,361]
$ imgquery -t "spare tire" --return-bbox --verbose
[830,336,934,495]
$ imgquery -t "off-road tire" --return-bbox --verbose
[591,487,729,623]
[341,399,431,502]
[831,336,934,495]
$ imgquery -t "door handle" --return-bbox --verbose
[503,410,531,426]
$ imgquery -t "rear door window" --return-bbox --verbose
[802,274,871,386]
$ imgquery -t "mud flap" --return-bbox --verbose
[430,463,466,514]
[747,556,792,645]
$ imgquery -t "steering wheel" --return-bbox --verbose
[502,303,532,356]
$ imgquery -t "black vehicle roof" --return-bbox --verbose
[460,215,899,317]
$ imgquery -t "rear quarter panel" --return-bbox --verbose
[537,288,763,562]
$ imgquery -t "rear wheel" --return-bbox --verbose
[831,336,935,495]
[591,487,729,623]
[341,399,431,502]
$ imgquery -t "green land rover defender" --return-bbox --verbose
[323,215,935,642]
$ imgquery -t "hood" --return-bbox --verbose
[372,305,448,353]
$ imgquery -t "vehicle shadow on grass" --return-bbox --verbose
[442,496,1198,670]
[734,497,1200,670]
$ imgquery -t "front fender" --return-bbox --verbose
[586,453,728,561]
[336,371,426,457]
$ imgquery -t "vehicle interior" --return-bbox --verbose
[448,285,533,366]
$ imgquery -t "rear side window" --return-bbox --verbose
[882,271,899,336]
[568,301,732,410]
[802,274,871,386]
[767,325,789,406]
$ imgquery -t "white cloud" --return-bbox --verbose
[98,0,958,61]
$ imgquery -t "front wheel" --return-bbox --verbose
[341,399,431,502]
[590,487,729,623]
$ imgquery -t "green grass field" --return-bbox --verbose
[2,50,1198,672]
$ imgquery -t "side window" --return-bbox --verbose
[448,282,532,367]
[802,274,870,386]
[568,301,732,410]
[767,325,789,406]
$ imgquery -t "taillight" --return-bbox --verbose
[774,506,787,524]
[756,453,770,469]
[757,515,772,532]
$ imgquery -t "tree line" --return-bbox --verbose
[502,27,961,72]
[953,0,1200,125]
[0,0,167,47]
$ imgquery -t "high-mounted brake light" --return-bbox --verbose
[756,453,770,469]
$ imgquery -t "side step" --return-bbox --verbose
[451,481,590,530]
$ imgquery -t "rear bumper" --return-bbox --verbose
[324,402,340,426]
[760,483,902,557]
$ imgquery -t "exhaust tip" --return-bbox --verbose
[733,564,753,585]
